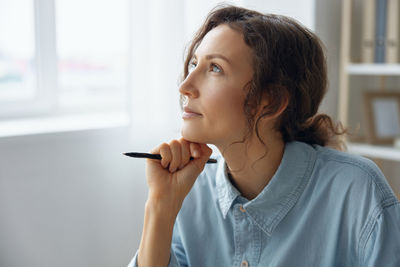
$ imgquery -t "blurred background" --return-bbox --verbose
[0,0,399,266]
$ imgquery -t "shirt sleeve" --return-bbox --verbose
[171,220,188,267]
[361,202,400,267]
[126,222,187,267]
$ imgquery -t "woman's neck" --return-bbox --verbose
[216,132,285,200]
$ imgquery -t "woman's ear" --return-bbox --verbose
[259,93,289,120]
[272,94,289,119]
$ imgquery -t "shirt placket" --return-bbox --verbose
[232,203,261,267]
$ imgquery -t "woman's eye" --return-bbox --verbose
[188,61,197,72]
[211,64,222,73]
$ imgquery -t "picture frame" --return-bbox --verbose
[363,91,400,144]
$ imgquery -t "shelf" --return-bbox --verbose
[347,64,400,75]
[347,142,400,161]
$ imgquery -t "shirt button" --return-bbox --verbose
[241,260,249,267]
[239,205,246,212]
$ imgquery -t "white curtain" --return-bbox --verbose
[129,0,183,142]
[128,0,228,144]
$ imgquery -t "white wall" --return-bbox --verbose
[238,0,315,30]
[0,127,145,267]
[182,0,316,45]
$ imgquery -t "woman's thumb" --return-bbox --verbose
[182,143,212,177]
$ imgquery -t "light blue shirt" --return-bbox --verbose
[128,141,400,267]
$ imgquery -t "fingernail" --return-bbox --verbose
[170,168,177,173]
[193,150,199,157]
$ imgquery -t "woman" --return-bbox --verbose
[128,5,400,267]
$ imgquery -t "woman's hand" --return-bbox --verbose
[138,138,211,267]
[145,138,212,213]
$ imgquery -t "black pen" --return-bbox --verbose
[123,152,217,164]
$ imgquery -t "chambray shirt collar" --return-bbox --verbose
[216,141,317,236]
[216,157,241,216]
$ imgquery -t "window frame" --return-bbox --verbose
[0,0,57,119]
[0,0,131,120]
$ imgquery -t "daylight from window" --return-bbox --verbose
[56,0,128,112]
[0,0,36,102]
[0,0,129,114]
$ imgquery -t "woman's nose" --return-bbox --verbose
[179,72,199,99]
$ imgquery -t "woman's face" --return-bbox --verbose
[179,24,254,147]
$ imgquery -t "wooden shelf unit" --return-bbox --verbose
[338,0,400,162]
[348,143,400,161]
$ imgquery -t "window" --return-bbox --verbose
[56,0,129,113]
[0,0,36,105]
[0,0,129,121]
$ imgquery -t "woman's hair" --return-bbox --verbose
[181,5,346,150]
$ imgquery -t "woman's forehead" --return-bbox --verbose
[194,24,253,65]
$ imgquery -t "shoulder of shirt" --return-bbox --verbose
[312,144,398,205]
[308,145,400,265]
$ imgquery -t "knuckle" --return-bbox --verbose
[169,145,181,165]
[160,147,171,158]
[180,138,189,146]
[169,139,180,147]
[157,143,169,154]
[171,141,181,154]
[159,142,169,149]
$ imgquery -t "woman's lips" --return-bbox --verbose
[182,111,202,119]
[182,107,202,119]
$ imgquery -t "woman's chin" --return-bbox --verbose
[180,127,208,144]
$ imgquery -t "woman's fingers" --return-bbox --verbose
[151,139,208,173]
[157,143,172,168]
[200,143,213,159]
[179,143,212,179]
[179,138,191,170]
[190,142,201,158]
[168,140,182,173]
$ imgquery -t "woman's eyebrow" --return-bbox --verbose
[193,53,231,65]
[205,53,231,64]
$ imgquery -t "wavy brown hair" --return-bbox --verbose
[181,5,346,150]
